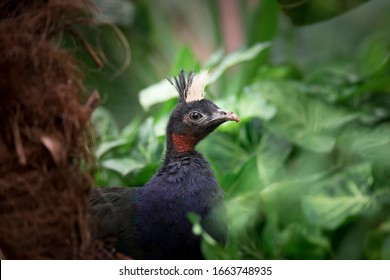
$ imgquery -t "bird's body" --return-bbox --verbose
[90,70,239,259]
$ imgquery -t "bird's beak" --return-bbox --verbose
[212,109,240,123]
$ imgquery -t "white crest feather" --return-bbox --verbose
[186,70,210,102]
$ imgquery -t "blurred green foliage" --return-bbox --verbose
[89,0,390,259]
[277,0,371,25]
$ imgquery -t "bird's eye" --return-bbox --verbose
[189,111,203,122]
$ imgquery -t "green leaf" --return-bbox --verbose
[188,213,203,236]
[138,79,177,111]
[256,133,292,186]
[302,163,377,230]
[280,223,330,259]
[358,36,390,78]
[209,42,271,83]
[204,48,224,69]
[226,191,263,237]
[242,0,278,85]
[302,196,371,230]
[200,131,249,174]
[92,106,120,140]
[120,117,141,139]
[278,0,371,25]
[294,132,336,153]
[339,126,390,166]
[238,88,276,120]
[202,241,239,260]
[154,114,169,137]
[222,156,262,196]
[248,81,358,152]
[247,0,279,45]
[96,117,141,159]
[262,173,328,226]
[96,138,130,159]
[170,46,201,75]
[256,64,302,80]
[137,117,161,160]
[188,213,217,246]
[101,158,145,176]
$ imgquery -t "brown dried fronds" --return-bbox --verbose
[0,0,113,259]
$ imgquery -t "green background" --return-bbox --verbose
[75,0,390,259]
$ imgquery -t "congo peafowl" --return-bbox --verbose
[90,70,240,259]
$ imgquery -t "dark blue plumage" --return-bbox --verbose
[90,70,239,259]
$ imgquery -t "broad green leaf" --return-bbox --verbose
[222,156,262,196]
[154,115,169,137]
[247,0,279,45]
[241,0,278,88]
[256,133,292,186]
[120,117,141,139]
[135,118,164,163]
[170,46,201,75]
[255,64,302,80]
[304,64,359,103]
[200,131,249,175]
[238,88,276,120]
[278,0,370,25]
[101,158,145,176]
[209,42,271,83]
[92,106,120,140]
[202,240,240,260]
[248,81,358,152]
[352,129,390,157]
[204,48,224,69]
[261,168,336,225]
[231,118,263,154]
[358,37,390,78]
[294,131,335,153]
[138,79,177,111]
[255,81,358,130]
[280,223,330,259]
[96,117,141,158]
[188,213,202,236]
[302,163,377,230]
[302,196,372,230]
[339,126,390,166]
[225,190,263,239]
[96,138,130,159]
[188,213,217,247]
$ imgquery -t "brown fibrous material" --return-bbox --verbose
[0,0,114,259]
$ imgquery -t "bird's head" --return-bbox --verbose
[167,70,240,153]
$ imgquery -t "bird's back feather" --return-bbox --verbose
[89,187,143,258]
[90,152,226,260]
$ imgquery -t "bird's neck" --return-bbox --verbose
[166,133,199,154]
[162,132,210,166]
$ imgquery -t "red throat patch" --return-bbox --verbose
[172,133,197,153]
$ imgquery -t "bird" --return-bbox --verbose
[90,70,240,259]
